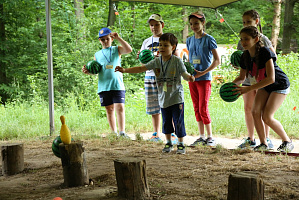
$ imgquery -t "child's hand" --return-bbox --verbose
[115,66,125,73]
[189,75,195,82]
[82,65,90,74]
[194,69,205,78]
[136,51,140,60]
[110,32,119,40]
[233,85,249,95]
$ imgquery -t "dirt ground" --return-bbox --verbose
[0,135,299,200]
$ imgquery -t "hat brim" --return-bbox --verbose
[189,14,205,20]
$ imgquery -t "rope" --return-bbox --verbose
[216,10,239,40]
[113,3,137,55]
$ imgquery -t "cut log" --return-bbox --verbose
[1,143,24,176]
[227,171,264,200]
[114,157,150,200]
[59,141,89,187]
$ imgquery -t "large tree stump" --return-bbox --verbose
[114,157,150,200]
[227,171,264,200]
[59,141,89,187]
[1,143,24,176]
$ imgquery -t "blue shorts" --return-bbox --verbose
[161,103,186,138]
[98,90,125,106]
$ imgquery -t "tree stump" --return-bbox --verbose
[114,157,150,200]
[227,171,264,200]
[59,141,89,187]
[1,143,24,176]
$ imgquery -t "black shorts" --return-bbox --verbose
[98,90,125,106]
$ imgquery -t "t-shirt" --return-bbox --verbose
[240,47,290,92]
[186,34,218,81]
[141,36,160,76]
[94,46,125,93]
[237,33,272,51]
[145,55,186,108]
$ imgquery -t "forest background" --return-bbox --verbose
[0,0,298,140]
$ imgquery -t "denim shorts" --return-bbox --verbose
[273,87,290,94]
[261,87,290,95]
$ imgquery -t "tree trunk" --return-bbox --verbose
[114,157,150,200]
[59,141,89,187]
[182,7,189,43]
[74,0,84,23]
[107,0,116,27]
[0,3,9,104]
[271,0,282,51]
[227,171,264,200]
[1,143,24,176]
[281,0,296,54]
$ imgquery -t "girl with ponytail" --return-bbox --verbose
[235,9,276,149]
[233,26,293,153]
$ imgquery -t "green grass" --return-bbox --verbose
[0,81,298,140]
[1,53,298,140]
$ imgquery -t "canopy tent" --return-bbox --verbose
[45,0,240,135]
[112,0,239,9]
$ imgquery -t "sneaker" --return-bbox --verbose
[162,143,173,153]
[147,132,162,142]
[277,141,294,153]
[176,144,186,154]
[206,137,216,147]
[119,133,130,139]
[266,138,274,150]
[253,143,269,151]
[171,133,178,145]
[238,137,256,149]
[189,137,206,147]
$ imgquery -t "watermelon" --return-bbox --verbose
[230,50,243,67]
[52,136,74,158]
[219,82,240,102]
[184,62,195,75]
[139,49,155,64]
[86,60,102,74]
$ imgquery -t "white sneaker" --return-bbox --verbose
[206,137,216,147]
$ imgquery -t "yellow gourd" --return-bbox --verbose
[60,115,71,145]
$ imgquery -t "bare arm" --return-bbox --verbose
[235,59,275,94]
[110,32,132,55]
[115,65,147,73]
[232,68,246,85]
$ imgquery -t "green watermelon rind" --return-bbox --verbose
[139,50,154,64]
[230,50,243,67]
[219,82,240,102]
[86,60,101,74]
[52,136,62,158]
[52,136,75,158]
[184,62,195,75]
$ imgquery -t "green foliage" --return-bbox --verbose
[0,0,298,140]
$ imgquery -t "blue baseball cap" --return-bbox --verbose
[98,28,111,38]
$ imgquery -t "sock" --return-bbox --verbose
[167,139,172,145]
[178,141,184,146]
[119,131,125,135]
[207,134,212,139]
[200,134,205,139]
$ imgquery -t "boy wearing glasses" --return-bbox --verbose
[82,27,132,137]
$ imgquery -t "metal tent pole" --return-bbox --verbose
[45,0,55,135]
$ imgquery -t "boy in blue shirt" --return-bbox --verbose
[116,33,197,154]
[82,27,132,137]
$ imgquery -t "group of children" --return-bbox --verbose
[82,10,294,154]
